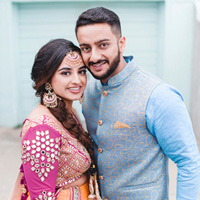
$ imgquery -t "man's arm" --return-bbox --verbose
[146,83,200,200]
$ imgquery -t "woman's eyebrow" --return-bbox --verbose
[58,67,71,72]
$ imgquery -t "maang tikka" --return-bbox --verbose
[43,83,59,108]
[65,50,84,67]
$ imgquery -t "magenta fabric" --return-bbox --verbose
[20,115,91,199]
[22,124,60,199]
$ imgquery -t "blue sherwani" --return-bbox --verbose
[82,57,200,200]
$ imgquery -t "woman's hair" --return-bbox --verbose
[31,38,92,152]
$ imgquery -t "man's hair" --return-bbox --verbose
[75,7,122,38]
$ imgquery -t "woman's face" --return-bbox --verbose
[51,51,87,106]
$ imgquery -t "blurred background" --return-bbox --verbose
[0,0,200,199]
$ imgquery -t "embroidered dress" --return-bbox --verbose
[20,115,91,200]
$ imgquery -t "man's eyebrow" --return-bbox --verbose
[79,39,110,46]
[95,39,110,44]
[79,43,89,47]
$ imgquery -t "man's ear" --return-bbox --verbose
[118,36,126,53]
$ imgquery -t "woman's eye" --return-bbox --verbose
[79,69,86,74]
[62,71,70,75]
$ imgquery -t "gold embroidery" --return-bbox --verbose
[114,121,130,129]
[21,115,91,189]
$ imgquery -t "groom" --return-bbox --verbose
[75,6,200,200]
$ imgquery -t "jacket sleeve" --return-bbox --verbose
[146,83,200,200]
[21,124,61,199]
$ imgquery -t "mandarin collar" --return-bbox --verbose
[97,56,135,89]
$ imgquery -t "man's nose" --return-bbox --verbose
[89,48,101,63]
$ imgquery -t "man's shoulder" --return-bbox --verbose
[82,77,100,110]
[85,77,99,96]
[136,67,161,83]
[125,57,162,85]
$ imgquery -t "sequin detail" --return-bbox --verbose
[21,115,91,188]
[57,174,82,187]
[22,130,61,182]
[71,186,81,200]
[35,190,56,200]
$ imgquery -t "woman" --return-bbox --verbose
[9,39,101,200]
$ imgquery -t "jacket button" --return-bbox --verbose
[98,120,103,126]
[99,175,104,180]
[98,148,103,153]
[102,91,108,96]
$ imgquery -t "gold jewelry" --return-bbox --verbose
[79,93,85,104]
[65,50,84,67]
[43,83,58,108]
[88,172,102,200]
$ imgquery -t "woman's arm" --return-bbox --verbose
[21,124,61,199]
[9,171,23,200]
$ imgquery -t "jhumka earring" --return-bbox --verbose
[79,93,85,104]
[43,83,58,108]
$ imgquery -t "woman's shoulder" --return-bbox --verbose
[21,105,63,139]
[21,115,61,138]
[26,104,57,121]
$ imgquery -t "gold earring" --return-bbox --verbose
[79,93,85,104]
[43,83,58,108]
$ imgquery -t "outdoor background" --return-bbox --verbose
[0,0,200,199]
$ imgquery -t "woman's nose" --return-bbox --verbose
[71,73,81,84]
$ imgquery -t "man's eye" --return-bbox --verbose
[100,43,108,48]
[81,47,90,52]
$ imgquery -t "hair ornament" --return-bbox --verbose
[65,50,83,67]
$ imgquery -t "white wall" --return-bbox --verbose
[191,1,200,141]
[0,1,19,127]
[0,0,197,127]
[163,0,195,109]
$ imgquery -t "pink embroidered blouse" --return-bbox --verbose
[20,115,91,199]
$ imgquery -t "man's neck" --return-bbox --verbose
[101,56,127,84]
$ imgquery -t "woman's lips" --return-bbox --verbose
[68,86,81,93]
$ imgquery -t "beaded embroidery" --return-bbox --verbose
[71,186,81,200]
[21,115,91,188]
[35,190,56,200]
[22,130,61,182]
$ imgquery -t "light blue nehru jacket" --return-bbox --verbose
[82,57,200,200]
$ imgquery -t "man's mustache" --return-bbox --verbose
[88,60,109,67]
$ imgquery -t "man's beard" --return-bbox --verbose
[87,51,120,81]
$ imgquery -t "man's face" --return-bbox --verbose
[76,23,125,83]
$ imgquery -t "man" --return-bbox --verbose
[75,7,200,200]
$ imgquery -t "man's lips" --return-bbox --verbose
[89,60,108,71]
